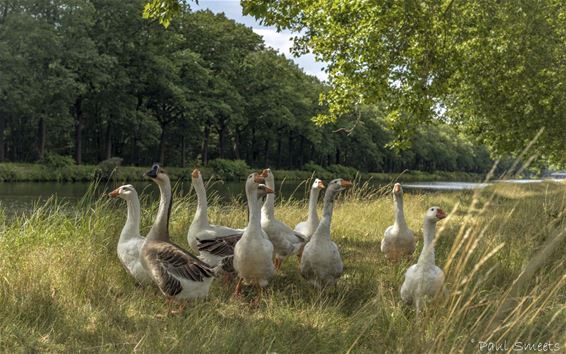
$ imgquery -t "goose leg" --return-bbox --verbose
[274,257,282,270]
[233,278,243,298]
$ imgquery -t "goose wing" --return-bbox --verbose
[146,242,215,296]
[197,234,241,257]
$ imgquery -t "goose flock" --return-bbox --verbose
[109,163,447,314]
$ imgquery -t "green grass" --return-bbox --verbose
[0,181,564,353]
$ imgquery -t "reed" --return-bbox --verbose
[0,180,563,353]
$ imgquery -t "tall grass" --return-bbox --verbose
[0,180,564,353]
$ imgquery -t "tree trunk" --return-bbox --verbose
[276,135,282,168]
[218,119,225,159]
[298,136,304,167]
[251,127,257,164]
[336,148,341,165]
[37,116,46,160]
[73,98,83,164]
[159,127,166,164]
[287,135,293,168]
[202,121,210,166]
[0,114,5,161]
[105,121,112,160]
[181,135,186,167]
[233,129,241,160]
[263,139,269,167]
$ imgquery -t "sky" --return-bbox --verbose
[192,0,328,81]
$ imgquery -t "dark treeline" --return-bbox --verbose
[0,0,493,173]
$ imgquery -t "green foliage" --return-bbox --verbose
[326,164,358,180]
[208,159,250,180]
[143,0,184,28]
[39,153,75,169]
[242,0,566,165]
[302,162,328,176]
[95,157,123,180]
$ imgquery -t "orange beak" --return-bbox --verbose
[254,175,266,184]
[340,180,353,188]
[108,188,120,198]
[260,169,269,177]
[436,208,447,220]
[264,186,274,194]
[318,181,326,189]
[192,169,200,178]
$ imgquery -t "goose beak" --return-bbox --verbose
[260,169,269,177]
[145,164,159,178]
[108,188,120,198]
[254,175,266,184]
[436,208,447,220]
[259,185,274,194]
[318,181,325,189]
[340,180,353,188]
[192,169,200,178]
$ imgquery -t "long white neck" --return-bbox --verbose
[261,176,275,220]
[306,187,321,227]
[418,219,436,268]
[147,176,172,242]
[247,187,262,235]
[192,177,209,227]
[119,196,141,243]
[394,193,408,229]
[311,189,336,242]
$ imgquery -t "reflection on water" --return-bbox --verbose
[0,179,550,213]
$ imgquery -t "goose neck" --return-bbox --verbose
[120,196,141,242]
[394,194,408,228]
[192,179,209,226]
[147,177,172,242]
[306,187,321,225]
[418,220,437,267]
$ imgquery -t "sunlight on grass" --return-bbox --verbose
[0,181,564,352]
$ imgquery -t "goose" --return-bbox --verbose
[140,164,216,310]
[187,168,244,255]
[233,172,275,298]
[196,183,271,273]
[381,183,415,260]
[400,206,447,312]
[108,184,152,285]
[261,168,306,269]
[294,178,325,240]
[300,178,352,288]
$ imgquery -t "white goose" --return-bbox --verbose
[400,206,447,312]
[300,178,352,288]
[381,183,415,260]
[294,178,325,240]
[187,168,244,256]
[233,172,275,297]
[108,184,152,285]
[261,168,306,269]
[140,164,216,309]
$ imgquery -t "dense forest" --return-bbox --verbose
[0,0,495,173]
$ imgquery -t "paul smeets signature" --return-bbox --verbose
[471,339,561,352]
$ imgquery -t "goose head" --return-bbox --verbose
[257,183,274,200]
[260,168,274,188]
[144,163,166,181]
[312,178,325,190]
[108,184,137,201]
[245,172,266,194]
[393,183,403,196]
[425,207,447,223]
[327,178,352,193]
[191,168,201,180]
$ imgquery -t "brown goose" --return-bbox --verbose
[140,164,215,307]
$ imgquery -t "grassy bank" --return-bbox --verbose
[0,181,564,352]
[0,162,483,183]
